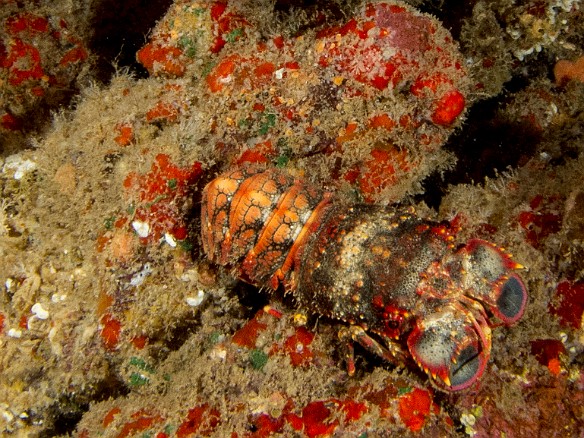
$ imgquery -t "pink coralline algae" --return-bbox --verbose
[138,1,470,201]
[1,10,89,133]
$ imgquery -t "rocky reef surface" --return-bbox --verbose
[0,1,583,436]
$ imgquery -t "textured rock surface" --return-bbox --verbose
[0,1,582,436]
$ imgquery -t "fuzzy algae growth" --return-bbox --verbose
[0,0,583,436]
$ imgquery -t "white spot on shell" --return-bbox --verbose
[1,409,14,423]
[164,232,177,247]
[130,263,152,286]
[132,220,150,238]
[209,344,227,361]
[7,328,22,338]
[51,293,67,303]
[186,290,205,307]
[2,154,36,180]
[31,303,49,320]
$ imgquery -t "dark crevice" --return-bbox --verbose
[39,373,130,437]
[413,0,476,40]
[159,314,202,354]
[417,92,542,210]
[434,392,466,435]
[235,282,271,317]
[88,0,174,82]
[273,0,348,38]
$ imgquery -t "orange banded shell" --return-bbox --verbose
[201,167,333,289]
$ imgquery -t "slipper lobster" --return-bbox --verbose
[201,166,528,391]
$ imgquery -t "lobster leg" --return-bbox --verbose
[339,325,407,375]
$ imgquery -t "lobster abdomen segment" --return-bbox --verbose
[201,167,332,288]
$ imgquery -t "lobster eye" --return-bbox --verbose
[495,274,527,324]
